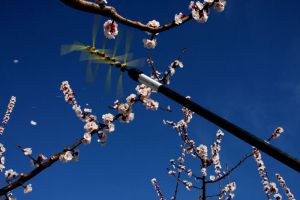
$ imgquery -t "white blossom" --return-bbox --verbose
[201,167,207,176]
[1,156,5,164]
[60,151,74,162]
[135,84,151,98]
[5,169,18,179]
[174,13,184,25]
[0,143,6,154]
[103,20,119,39]
[187,169,193,177]
[0,164,5,172]
[23,148,32,156]
[84,121,99,133]
[215,0,226,12]
[196,144,208,159]
[199,10,208,23]
[146,20,160,35]
[144,99,159,110]
[102,113,114,124]
[143,39,157,49]
[82,132,92,144]
[271,127,284,140]
[24,184,33,194]
[126,94,136,104]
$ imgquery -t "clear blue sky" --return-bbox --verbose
[0,0,299,199]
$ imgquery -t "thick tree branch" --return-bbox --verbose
[60,0,216,34]
[0,135,86,196]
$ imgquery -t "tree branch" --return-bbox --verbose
[0,134,87,195]
[60,0,216,34]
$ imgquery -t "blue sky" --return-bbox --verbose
[0,0,299,199]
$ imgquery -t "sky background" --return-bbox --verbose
[0,0,299,199]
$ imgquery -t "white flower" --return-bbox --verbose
[83,132,92,144]
[210,175,215,181]
[272,127,284,139]
[216,129,224,137]
[274,193,282,200]
[102,113,114,124]
[187,169,193,177]
[168,170,176,176]
[189,1,203,10]
[23,148,32,156]
[170,60,184,70]
[84,121,99,132]
[106,123,115,133]
[201,167,207,176]
[0,164,5,172]
[103,20,118,39]
[62,151,74,162]
[146,20,160,33]
[174,13,184,25]
[126,94,136,104]
[151,178,157,185]
[189,1,208,23]
[199,10,208,23]
[185,181,193,190]
[118,103,131,115]
[83,108,92,114]
[0,143,6,154]
[143,39,157,49]
[215,0,226,12]
[204,0,214,3]
[144,99,159,110]
[135,84,151,98]
[1,156,5,164]
[197,144,208,159]
[24,184,33,194]
[5,169,18,179]
[7,193,16,200]
[73,105,83,119]
[120,112,134,123]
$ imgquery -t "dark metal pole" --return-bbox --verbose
[128,68,300,172]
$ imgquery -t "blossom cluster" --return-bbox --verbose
[143,20,160,49]
[275,173,295,200]
[60,81,104,144]
[113,94,135,123]
[252,147,272,196]
[147,58,184,85]
[151,178,165,200]
[211,129,224,176]
[2,146,34,195]
[0,96,16,135]
[135,84,159,110]
[4,169,18,180]
[141,1,226,49]
[0,143,6,172]
[189,0,226,23]
[271,127,284,140]
[221,182,236,199]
